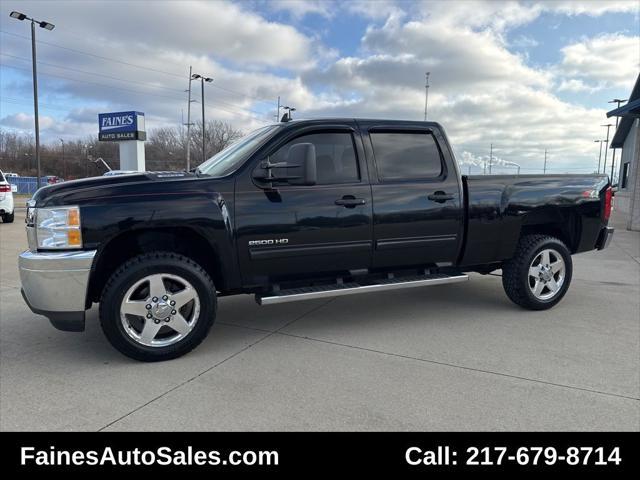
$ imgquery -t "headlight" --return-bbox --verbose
[35,206,83,249]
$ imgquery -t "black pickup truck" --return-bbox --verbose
[19,119,614,361]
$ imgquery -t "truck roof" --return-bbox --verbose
[271,118,444,128]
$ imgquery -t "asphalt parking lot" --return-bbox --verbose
[1,208,638,431]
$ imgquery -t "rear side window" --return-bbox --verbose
[0,172,5,182]
[370,132,443,181]
[270,132,360,185]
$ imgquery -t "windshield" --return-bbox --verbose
[197,125,281,177]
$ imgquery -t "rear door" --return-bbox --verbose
[361,122,464,269]
[235,123,373,285]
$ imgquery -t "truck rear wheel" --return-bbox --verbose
[502,235,572,310]
[2,212,14,223]
[99,252,216,361]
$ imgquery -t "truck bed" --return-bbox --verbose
[459,174,610,267]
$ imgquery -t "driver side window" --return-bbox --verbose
[270,132,360,185]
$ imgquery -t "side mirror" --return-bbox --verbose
[253,142,317,187]
[287,143,316,186]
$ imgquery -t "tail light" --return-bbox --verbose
[603,186,612,222]
[0,184,11,192]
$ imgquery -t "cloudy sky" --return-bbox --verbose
[0,0,638,173]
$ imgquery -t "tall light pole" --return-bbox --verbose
[10,11,55,189]
[424,72,430,121]
[489,143,493,174]
[184,66,196,171]
[543,149,548,174]
[601,124,613,179]
[275,96,281,122]
[59,138,66,178]
[594,139,604,173]
[608,99,627,183]
[191,73,213,164]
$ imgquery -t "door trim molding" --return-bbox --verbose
[250,240,372,260]
[376,234,457,250]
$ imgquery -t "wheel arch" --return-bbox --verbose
[519,206,580,253]
[87,227,226,306]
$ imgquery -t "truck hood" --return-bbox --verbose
[32,171,203,207]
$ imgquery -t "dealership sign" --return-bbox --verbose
[98,111,146,141]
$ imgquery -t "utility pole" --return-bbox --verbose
[201,78,206,163]
[594,139,604,173]
[59,138,65,178]
[424,71,430,121]
[185,66,194,171]
[608,99,626,183]
[601,124,613,178]
[543,149,548,174]
[489,143,493,174]
[275,96,281,122]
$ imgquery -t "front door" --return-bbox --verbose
[235,124,373,286]
[362,124,464,269]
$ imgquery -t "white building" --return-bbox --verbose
[609,74,640,231]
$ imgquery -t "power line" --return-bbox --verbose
[1,62,270,119]
[1,29,184,78]
[1,62,186,101]
[1,52,185,93]
[0,29,276,104]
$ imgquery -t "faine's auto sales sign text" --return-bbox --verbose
[98,111,145,141]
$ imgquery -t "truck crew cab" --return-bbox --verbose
[19,119,614,361]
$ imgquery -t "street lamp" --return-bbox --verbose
[191,73,213,164]
[282,106,296,121]
[608,99,627,183]
[594,140,605,173]
[10,11,55,189]
[600,124,613,178]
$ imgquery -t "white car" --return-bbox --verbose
[0,170,15,223]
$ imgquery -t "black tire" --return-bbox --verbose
[502,234,572,310]
[2,212,14,223]
[99,251,216,361]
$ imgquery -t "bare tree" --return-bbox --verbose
[0,119,242,178]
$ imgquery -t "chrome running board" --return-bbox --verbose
[256,273,469,305]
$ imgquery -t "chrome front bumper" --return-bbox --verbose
[19,249,96,332]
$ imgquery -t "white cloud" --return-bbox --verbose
[0,112,36,130]
[556,78,599,93]
[0,111,95,136]
[511,34,539,48]
[549,0,639,16]
[268,0,334,19]
[0,0,637,174]
[296,0,633,172]
[2,0,314,68]
[559,34,640,90]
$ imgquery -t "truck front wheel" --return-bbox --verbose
[502,235,572,310]
[99,252,216,361]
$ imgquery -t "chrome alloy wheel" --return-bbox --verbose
[120,273,200,347]
[528,248,566,301]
